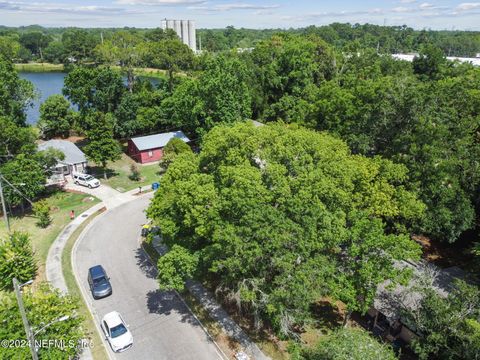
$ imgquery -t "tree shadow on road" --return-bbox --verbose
[134,247,157,279]
[146,289,201,327]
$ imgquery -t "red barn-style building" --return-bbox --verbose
[127,131,190,164]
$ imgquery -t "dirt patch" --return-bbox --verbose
[413,234,475,268]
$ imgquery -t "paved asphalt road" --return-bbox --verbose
[74,195,224,360]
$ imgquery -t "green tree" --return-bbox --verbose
[0,232,37,291]
[302,328,397,360]
[113,86,166,138]
[32,200,51,228]
[157,245,198,291]
[0,116,36,161]
[0,56,35,125]
[83,113,121,179]
[61,29,98,63]
[38,94,75,139]
[413,44,446,80]
[248,34,336,120]
[128,164,141,181]
[43,41,66,64]
[401,278,480,360]
[19,31,52,60]
[63,66,124,116]
[95,31,143,91]
[159,137,192,172]
[164,55,252,137]
[0,155,46,208]
[142,38,194,92]
[0,283,84,359]
[0,35,20,60]
[147,122,423,336]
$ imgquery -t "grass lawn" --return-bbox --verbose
[0,190,100,282]
[14,62,64,72]
[90,153,162,192]
[63,207,109,360]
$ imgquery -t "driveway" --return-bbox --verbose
[64,177,121,202]
[73,195,224,360]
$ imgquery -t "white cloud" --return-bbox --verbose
[419,2,434,9]
[399,0,416,3]
[190,3,279,12]
[0,1,134,14]
[392,6,411,12]
[116,0,204,5]
[456,2,480,11]
[281,8,385,22]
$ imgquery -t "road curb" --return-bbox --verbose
[139,240,230,360]
[71,203,116,360]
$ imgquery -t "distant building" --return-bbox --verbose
[38,139,88,183]
[392,53,480,66]
[127,131,190,164]
[162,19,196,52]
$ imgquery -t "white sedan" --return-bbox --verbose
[101,311,133,353]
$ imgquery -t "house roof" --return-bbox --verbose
[374,261,463,324]
[250,120,265,127]
[38,140,86,165]
[130,131,190,151]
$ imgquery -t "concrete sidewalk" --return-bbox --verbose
[152,237,270,360]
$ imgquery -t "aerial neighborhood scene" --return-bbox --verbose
[1,0,480,359]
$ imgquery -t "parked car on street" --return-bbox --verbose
[73,172,100,188]
[101,311,133,353]
[88,265,112,299]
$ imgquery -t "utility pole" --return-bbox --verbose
[0,174,9,233]
[13,278,38,360]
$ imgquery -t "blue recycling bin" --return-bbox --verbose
[152,182,160,191]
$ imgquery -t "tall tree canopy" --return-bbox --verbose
[38,94,75,139]
[0,283,85,359]
[147,122,423,336]
[302,328,398,360]
[0,56,35,125]
[164,55,252,138]
[63,66,124,115]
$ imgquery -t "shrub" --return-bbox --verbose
[33,199,51,228]
[0,232,37,290]
[129,164,141,181]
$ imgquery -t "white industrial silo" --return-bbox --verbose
[166,19,174,31]
[173,20,182,38]
[188,20,196,52]
[161,19,167,30]
[181,20,189,47]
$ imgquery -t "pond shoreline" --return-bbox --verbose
[15,63,169,79]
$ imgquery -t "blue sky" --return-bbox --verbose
[0,0,479,30]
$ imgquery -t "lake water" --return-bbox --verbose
[20,72,68,125]
[19,72,160,124]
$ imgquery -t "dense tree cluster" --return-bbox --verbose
[1,23,479,64]
[301,328,397,360]
[0,283,85,359]
[399,272,480,360]
[0,55,65,208]
[198,23,480,56]
[0,232,37,291]
[148,122,423,335]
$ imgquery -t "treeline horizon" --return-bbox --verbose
[1,22,480,58]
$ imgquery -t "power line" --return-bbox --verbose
[0,175,33,206]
